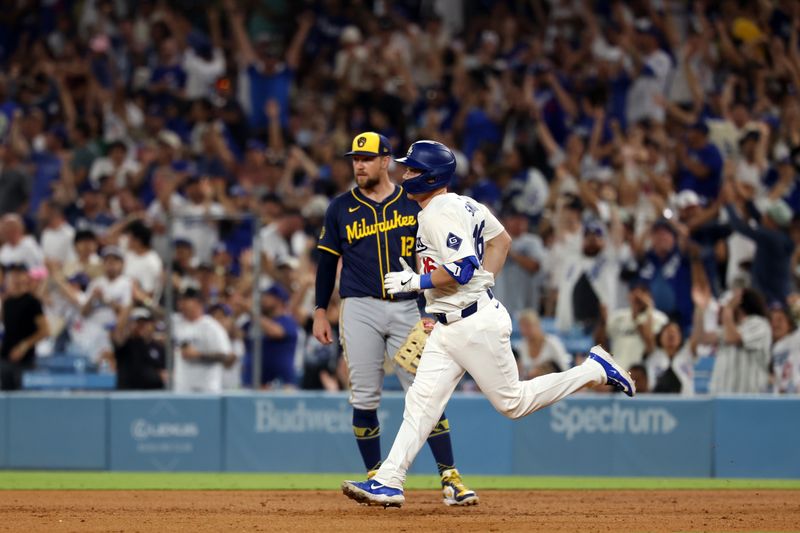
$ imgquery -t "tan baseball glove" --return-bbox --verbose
[393,318,435,375]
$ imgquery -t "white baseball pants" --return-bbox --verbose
[374,298,605,489]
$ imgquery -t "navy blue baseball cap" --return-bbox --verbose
[345,132,392,157]
[262,284,290,303]
[208,303,232,316]
[652,217,677,235]
[67,272,90,290]
[689,120,709,135]
[229,184,248,197]
[583,220,606,237]
[246,138,266,152]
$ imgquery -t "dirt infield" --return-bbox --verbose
[1,489,799,532]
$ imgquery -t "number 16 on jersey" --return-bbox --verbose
[473,221,485,262]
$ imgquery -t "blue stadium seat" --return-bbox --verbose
[22,372,117,390]
[539,317,558,334]
[35,355,95,374]
[693,356,715,394]
[562,334,594,355]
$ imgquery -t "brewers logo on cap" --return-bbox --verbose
[345,132,392,157]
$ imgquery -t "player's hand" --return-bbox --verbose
[384,258,421,295]
[312,308,334,345]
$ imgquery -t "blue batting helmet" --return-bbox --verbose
[395,140,456,194]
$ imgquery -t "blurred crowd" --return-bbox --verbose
[1,0,800,395]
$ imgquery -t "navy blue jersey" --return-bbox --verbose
[318,185,419,300]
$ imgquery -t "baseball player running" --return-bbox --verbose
[341,140,636,508]
[314,132,478,506]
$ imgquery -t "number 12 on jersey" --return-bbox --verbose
[473,221,485,262]
[401,236,414,257]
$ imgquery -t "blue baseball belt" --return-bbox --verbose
[433,289,494,325]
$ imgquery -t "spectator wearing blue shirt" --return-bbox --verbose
[677,121,724,203]
[638,219,694,333]
[71,181,116,238]
[219,185,255,273]
[458,79,503,160]
[150,38,187,99]
[226,3,314,132]
[0,141,30,216]
[29,125,66,214]
[243,284,299,389]
[527,63,572,146]
[724,193,795,306]
[763,158,800,214]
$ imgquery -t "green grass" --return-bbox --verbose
[0,472,798,491]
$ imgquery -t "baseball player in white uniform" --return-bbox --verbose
[342,140,636,508]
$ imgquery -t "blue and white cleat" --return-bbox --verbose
[587,344,636,397]
[341,480,405,508]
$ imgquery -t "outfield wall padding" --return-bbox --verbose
[6,394,107,469]
[0,392,796,478]
[109,395,223,472]
[0,395,6,468]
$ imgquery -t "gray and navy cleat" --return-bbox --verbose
[441,468,479,506]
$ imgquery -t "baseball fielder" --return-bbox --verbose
[314,132,477,506]
[342,140,636,508]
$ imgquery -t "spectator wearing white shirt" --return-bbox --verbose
[75,246,133,364]
[170,238,198,294]
[209,303,243,390]
[182,10,226,99]
[623,19,673,125]
[493,209,547,317]
[88,140,141,189]
[258,207,304,268]
[513,310,571,379]
[600,281,669,372]
[555,219,623,332]
[62,229,103,280]
[145,167,183,259]
[172,175,225,262]
[543,195,585,315]
[646,321,696,394]
[122,221,162,300]
[703,288,772,394]
[172,287,231,393]
[38,201,76,264]
[0,214,44,270]
[769,304,800,394]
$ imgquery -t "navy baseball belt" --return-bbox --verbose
[433,289,494,325]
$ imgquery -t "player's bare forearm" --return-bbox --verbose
[483,231,512,277]
[429,267,459,288]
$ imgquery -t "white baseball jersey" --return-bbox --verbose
[416,193,504,313]
[84,275,134,327]
[771,329,800,393]
[709,315,772,394]
[172,314,231,393]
